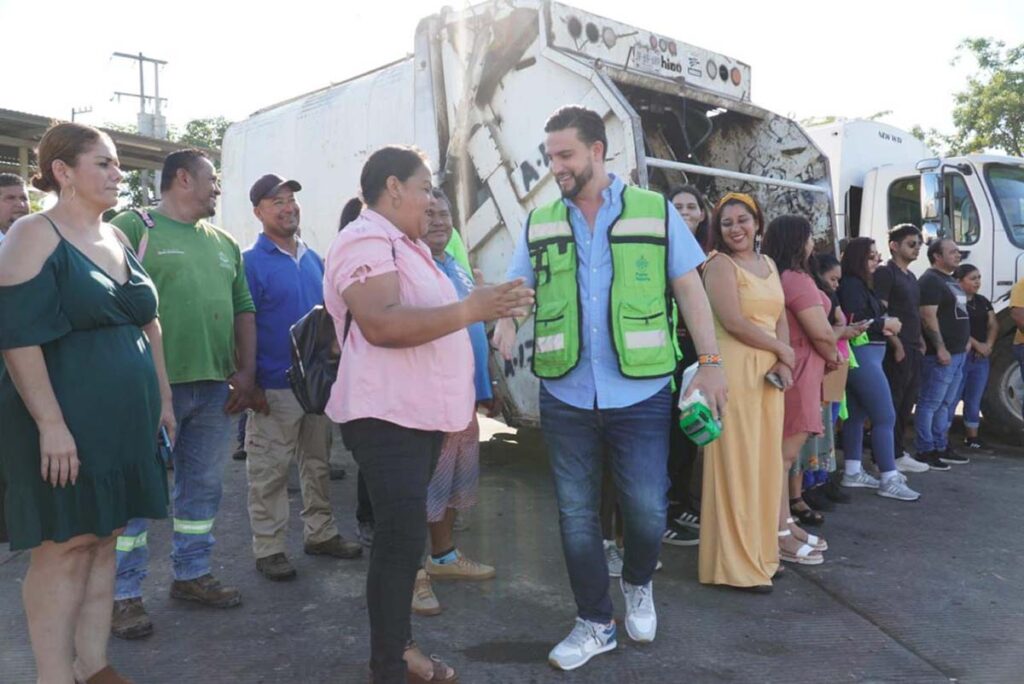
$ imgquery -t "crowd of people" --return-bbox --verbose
[0,106,1013,684]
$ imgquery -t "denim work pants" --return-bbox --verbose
[844,344,898,472]
[915,353,967,453]
[540,384,671,624]
[115,381,235,599]
[341,418,442,684]
[950,354,991,430]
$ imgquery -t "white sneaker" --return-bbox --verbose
[878,477,921,501]
[841,470,880,489]
[603,540,623,578]
[620,578,657,642]
[548,618,617,671]
[896,453,930,473]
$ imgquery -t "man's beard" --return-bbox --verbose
[558,163,593,199]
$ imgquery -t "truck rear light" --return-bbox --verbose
[730,67,741,85]
[668,41,678,56]
[602,27,617,48]
[719,64,728,81]
[706,60,717,79]
[586,22,599,42]
[650,35,658,49]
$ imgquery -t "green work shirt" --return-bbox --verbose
[111,209,255,384]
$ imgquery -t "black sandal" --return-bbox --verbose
[789,497,824,527]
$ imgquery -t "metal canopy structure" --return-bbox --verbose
[0,107,219,180]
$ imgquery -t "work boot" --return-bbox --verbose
[170,573,242,608]
[411,569,442,616]
[304,534,363,559]
[256,553,297,581]
[110,597,153,640]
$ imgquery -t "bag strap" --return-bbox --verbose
[132,209,156,261]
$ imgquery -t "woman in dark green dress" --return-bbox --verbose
[0,123,173,684]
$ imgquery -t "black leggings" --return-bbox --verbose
[341,419,442,684]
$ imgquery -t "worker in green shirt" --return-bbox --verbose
[109,149,259,640]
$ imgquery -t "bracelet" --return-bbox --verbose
[697,353,722,366]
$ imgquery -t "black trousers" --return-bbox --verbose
[883,344,922,457]
[356,470,374,525]
[341,418,442,684]
[667,337,703,514]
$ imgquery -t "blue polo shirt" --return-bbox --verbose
[244,233,325,390]
[434,254,493,402]
[507,174,704,410]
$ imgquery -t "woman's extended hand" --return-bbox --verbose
[769,362,794,390]
[38,420,79,488]
[466,278,534,322]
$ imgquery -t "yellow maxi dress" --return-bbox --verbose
[699,253,785,587]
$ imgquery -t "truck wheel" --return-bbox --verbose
[981,339,1024,437]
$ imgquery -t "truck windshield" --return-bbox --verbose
[986,163,1024,248]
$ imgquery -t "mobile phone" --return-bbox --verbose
[765,371,785,390]
[158,426,173,466]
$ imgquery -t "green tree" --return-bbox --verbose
[173,116,231,152]
[949,38,1024,156]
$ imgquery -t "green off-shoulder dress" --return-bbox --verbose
[0,217,169,550]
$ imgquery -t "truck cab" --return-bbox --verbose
[808,120,1024,433]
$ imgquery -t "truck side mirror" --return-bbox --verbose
[919,170,944,223]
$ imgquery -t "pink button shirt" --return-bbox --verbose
[323,209,474,432]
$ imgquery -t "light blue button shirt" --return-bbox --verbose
[507,174,705,410]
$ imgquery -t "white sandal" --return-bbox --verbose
[778,529,824,565]
[786,517,828,551]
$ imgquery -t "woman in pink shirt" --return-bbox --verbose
[324,145,532,684]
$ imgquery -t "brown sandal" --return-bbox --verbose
[84,666,134,684]
[404,642,458,683]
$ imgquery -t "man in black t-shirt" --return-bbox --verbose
[875,224,930,472]
[915,238,971,468]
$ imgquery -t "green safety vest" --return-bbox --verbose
[526,185,677,379]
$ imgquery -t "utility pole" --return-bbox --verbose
[71,106,93,122]
[112,52,168,203]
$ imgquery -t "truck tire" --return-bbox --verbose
[981,336,1024,437]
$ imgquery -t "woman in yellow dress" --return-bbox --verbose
[698,193,815,591]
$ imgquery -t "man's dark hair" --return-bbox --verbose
[927,238,952,264]
[161,149,211,192]
[544,106,607,159]
[0,173,25,190]
[888,223,922,247]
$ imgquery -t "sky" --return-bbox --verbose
[2,0,1022,139]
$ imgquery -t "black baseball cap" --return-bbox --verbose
[249,174,302,206]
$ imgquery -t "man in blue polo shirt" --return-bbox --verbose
[243,174,362,581]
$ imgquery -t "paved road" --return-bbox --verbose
[2,421,1022,683]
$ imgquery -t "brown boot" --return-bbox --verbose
[304,534,362,559]
[169,573,242,608]
[110,598,153,640]
[256,553,297,581]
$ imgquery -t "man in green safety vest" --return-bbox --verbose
[493,105,726,672]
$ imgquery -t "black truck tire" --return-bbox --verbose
[981,336,1024,437]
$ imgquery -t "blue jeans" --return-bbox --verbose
[949,354,990,430]
[116,381,235,599]
[915,353,967,453]
[843,344,898,473]
[539,384,670,624]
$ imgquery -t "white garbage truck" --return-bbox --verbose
[807,119,1024,433]
[221,0,839,427]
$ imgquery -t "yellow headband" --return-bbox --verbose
[716,192,759,217]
